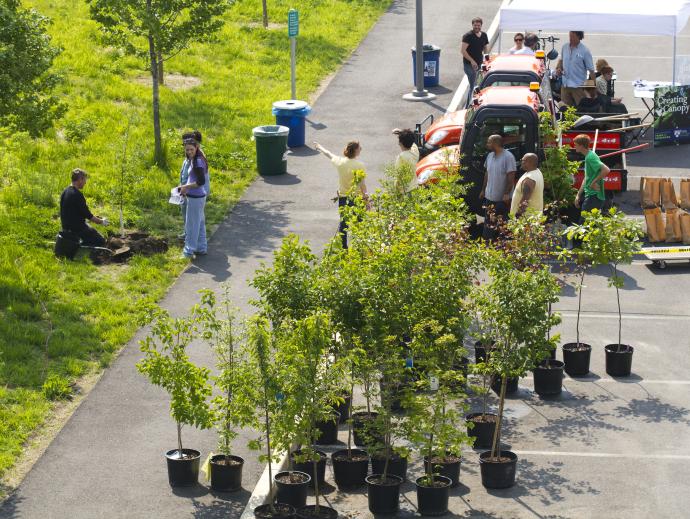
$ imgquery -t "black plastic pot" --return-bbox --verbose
[562,343,592,377]
[605,344,634,377]
[210,454,244,492]
[274,471,311,509]
[291,449,326,488]
[365,474,403,515]
[423,454,461,487]
[331,449,369,489]
[165,448,201,487]
[533,360,564,396]
[335,395,351,424]
[352,411,379,447]
[466,412,498,450]
[415,475,452,516]
[295,505,338,519]
[491,376,518,395]
[474,341,493,364]
[479,450,518,489]
[371,453,408,481]
[314,412,340,445]
[254,503,296,519]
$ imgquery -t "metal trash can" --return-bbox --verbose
[412,44,441,87]
[272,100,311,148]
[252,125,289,176]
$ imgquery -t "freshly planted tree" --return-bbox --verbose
[137,304,214,487]
[0,0,63,135]
[564,208,643,376]
[88,0,230,165]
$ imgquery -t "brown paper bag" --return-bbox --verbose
[661,178,678,209]
[680,179,690,210]
[641,177,661,208]
[680,211,690,245]
[644,207,664,242]
[665,208,682,242]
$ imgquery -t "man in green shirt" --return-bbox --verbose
[574,134,609,220]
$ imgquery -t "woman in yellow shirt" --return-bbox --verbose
[314,140,369,248]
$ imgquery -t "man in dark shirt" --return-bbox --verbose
[60,168,108,247]
[461,17,489,107]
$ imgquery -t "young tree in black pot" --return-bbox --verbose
[275,313,345,519]
[137,304,214,487]
[565,208,643,377]
[200,289,255,492]
[246,317,296,519]
[406,320,473,516]
[474,248,561,489]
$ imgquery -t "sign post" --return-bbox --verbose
[288,9,299,99]
[403,0,435,101]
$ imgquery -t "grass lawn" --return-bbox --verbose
[0,0,390,484]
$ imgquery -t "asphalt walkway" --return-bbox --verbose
[0,0,503,517]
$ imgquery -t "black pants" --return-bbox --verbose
[482,198,509,241]
[76,225,106,247]
[338,196,355,248]
[580,195,605,222]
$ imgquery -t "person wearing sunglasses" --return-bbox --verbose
[509,33,525,54]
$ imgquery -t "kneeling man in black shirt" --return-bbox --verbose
[60,168,108,247]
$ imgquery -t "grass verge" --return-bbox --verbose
[0,0,391,488]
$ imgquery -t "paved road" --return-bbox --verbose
[0,0,500,517]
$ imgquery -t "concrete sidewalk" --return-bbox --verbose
[0,1,502,517]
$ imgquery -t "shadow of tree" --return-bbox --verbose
[505,393,627,447]
[614,397,690,425]
[0,489,24,519]
[189,488,250,518]
[486,458,600,507]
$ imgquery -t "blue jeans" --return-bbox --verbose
[183,196,207,255]
[464,62,477,108]
[180,198,187,235]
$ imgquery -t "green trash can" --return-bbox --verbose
[253,125,289,176]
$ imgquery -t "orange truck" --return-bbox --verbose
[417,54,549,155]
[415,81,630,215]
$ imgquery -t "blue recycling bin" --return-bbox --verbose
[272,100,311,148]
[412,44,441,87]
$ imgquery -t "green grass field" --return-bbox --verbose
[0,0,390,482]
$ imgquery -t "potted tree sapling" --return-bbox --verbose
[505,211,566,395]
[558,238,594,376]
[199,289,255,492]
[565,208,643,377]
[474,249,561,489]
[406,320,473,515]
[275,313,342,519]
[247,317,297,519]
[137,304,214,487]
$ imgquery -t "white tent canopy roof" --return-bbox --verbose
[499,0,690,36]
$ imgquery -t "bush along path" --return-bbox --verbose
[0,0,391,489]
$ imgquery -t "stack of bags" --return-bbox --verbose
[641,178,690,244]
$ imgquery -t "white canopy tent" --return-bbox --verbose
[498,0,690,82]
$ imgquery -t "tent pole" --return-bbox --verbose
[673,29,677,84]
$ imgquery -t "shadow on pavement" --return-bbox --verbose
[191,489,250,519]
[0,490,23,519]
[615,396,690,425]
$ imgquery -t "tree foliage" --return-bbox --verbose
[0,0,63,135]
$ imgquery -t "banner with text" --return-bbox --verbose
[654,84,690,147]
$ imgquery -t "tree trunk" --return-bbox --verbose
[148,34,164,167]
[262,0,268,28]
[157,52,164,85]
[177,422,183,456]
[490,376,507,459]
[614,263,622,351]
[576,269,585,345]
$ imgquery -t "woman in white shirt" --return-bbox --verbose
[314,140,369,248]
[393,128,420,193]
[509,33,526,54]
